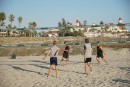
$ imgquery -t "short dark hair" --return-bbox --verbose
[53,40,56,45]
[85,38,89,43]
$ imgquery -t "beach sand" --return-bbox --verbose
[0,48,130,87]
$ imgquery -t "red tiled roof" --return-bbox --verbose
[48,31,59,34]
[82,29,88,33]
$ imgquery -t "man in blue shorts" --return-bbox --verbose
[43,40,60,78]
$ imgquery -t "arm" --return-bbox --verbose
[43,50,51,60]
[84,45,86,61]
[91,48,93,55]
[91,45,93,53]
[100,46,106,55]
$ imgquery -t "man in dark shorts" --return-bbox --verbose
[84,38,92,75]
[43,40,60,78]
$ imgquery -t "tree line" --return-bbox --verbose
[0,12,37,29]
[58,28,84,37]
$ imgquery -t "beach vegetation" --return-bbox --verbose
[9,14,15,29]
[18,16,22,28]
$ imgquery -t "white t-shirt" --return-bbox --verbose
[84,43,92,58]
[50,45,59,57]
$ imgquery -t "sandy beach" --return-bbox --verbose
[0,48,130,87]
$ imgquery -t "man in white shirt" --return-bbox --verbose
[84,38,92,75]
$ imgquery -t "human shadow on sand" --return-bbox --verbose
[10,65,43,75]
[67,61,84,65]
[119,67,130,72]
[112,78,130,84]
[69,61,83,64]
[29,60,50,65]
[68,61,98,65]
[29,64,49,70]
[71,71,86,75]
[30,64,66,72]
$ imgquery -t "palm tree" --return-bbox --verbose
[28,22,33,29]
[0,12,6,36]
[28,22,33,37]
[0,12,6,24]
[32,21,37,28]
[62,18,66,27]
[9,14,15,28]
[28,22,37,37]
[18,16,22,28]
[28,22,37,29]
[32,21,37,37]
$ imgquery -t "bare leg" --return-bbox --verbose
[48,65,52,77]
[55,66,58,78]
[84,63,88,75]
[102,57,108,65]
[60,58,64,66]
[96,57,100,65]
[66,60,68,66]
[87,63,92,73]
[65,60,68,71]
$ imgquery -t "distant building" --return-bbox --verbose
[83,32,101,37]
[108,26,128,32]
[47,29,60,37]
[91,23,101,30]
[75,19,79,27]
[74,27,84,31]
[117,17,128,31]
[118,17,123,24]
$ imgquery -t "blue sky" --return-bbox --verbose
[0,0,130,28]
